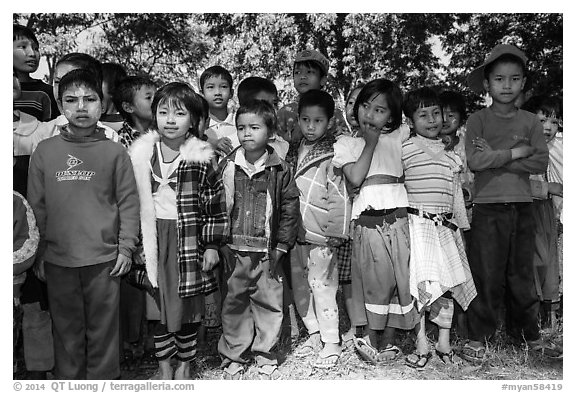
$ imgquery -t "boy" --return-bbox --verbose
[462,44,561,362]
[237,76,289,159]
[217,100,299,380]
[27,69,140,379]
[200,65,238,157]
[276,49,348,163]
[13,24,59,122]
[290,90,350,368]
[100,62,128,131]
[114,75,157,148]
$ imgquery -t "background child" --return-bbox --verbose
[290,90,349,368]
[522,95,563,329]
[217,100,299,379]
[277,49,348,163]
[332,79,418,365]
[344,83,365,136]
[100,62,128,131]
[237,76,289,159]
[463,44,560,361]
[200,65,238,157]
[129,82,228,380]
[401,87,476,368]
[13,24,59,121]
[27,69,140,379]
[114,75,157,148]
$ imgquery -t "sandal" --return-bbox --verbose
[436,349,458,365]
[294,333,321,358]
[223,362,245,380]
[460,341,486,364]
[257,364,280,380]
[353,337,379,364]
[376,344,402,362]
[527,339,563,359]
[405,351,432,369]
[313,350,341,369]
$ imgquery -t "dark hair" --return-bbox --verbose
[237,76,278,106]
[483,54,527,80]
[402,86,441,121]
[13,24,39,46]
[56,53,103,86]
[57,69,103,101]
[235,100,277,136]
[522,95,563,120]
[353,79,403,131]
[346,83,366,103]
[113,75,157,123]
[102,63,127,93]
[298,89,335,119]
[152,82,205,137]
[439,90,467,121]
[199,94,210,122]
[199,65,233,91]
[293,60,326,79]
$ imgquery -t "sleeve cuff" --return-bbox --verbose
[275,244,289,254]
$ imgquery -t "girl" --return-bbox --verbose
[344,83,365,136]
[401,87,476,368]
[332,79,418,364]
[129,82,228,380]
[522,95,563,329]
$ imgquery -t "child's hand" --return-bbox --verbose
[363,126,380,146]
[326,237,344,248]
[202,248,220,272]
[33,258,46,282]
[110,254,132,277]
[216,137,233,156]
[472,137,493,152]
[511,145,536,159]
[548,182,563,197]
[269,249,285,278]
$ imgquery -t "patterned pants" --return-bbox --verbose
[154,323,199,362]
[291,244,339,344]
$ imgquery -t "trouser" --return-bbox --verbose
[218,249,283,366]
[154,323,199,362]
[291,244,339,344]
[45,261,120,380]
[467,203,540,343]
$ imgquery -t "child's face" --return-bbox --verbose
[236,113,270,155]
[60,83,102,133]
[345,87,362,126]
[357,93,393,134]
[202,75,233,111]
[156,102,192,142]
[293,63,326,95]
[13,37,40,75]
[409,104,443,139]
[483,61,526,105]
[254,91,279,110]
[537,110,560,143]
[53,62,80,105]
[127,85,156,122]
[298,105,329,144]
[440,106,462,136]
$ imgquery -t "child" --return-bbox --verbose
[332,79,419,364]
[237,76,289,159]
[289,90,350,368]
[463,44,561,361]
[114,75,157,148]
[344,83,365,136]
[31,52,119,152]
[217,100,299,379]
[13,24,59,121]
[277,49,348,163]
[522,95,563,329]
[129,82,228,380]
[200,65,238,157]
[100,62,128,131]
[401,87,477,368]
[27,69,140,379]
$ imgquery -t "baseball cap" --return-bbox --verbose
[467,44,528,94]
[294,49,330,75]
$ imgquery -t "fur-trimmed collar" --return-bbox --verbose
[129,130,214,165]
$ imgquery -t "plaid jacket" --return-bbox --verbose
[129,131,228,298]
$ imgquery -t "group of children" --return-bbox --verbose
[14,21,563,381]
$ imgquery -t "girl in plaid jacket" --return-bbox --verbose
[129,82,228,380]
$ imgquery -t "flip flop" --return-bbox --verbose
[436,349,457,365]
[353,337,379,364]
[257,364,280,380]
[460,341,486,364]
[223,362,245,380]
[294,334,321,358]
[405,351,432,369]
[527,339,563,359]
[313,351,341,369]
[376,344,402,362]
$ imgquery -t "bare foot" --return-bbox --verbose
[174,361,192,380]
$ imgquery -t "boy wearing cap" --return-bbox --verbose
[462,44,561,362]
[277,49,347,164]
